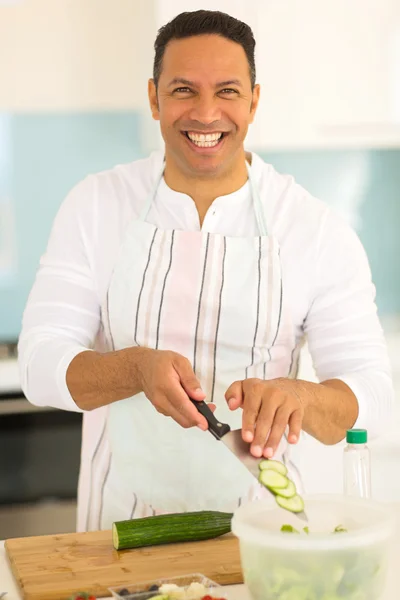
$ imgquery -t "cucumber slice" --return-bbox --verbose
[280,524,300,534]
[258,459,288,476]
[259,469,289,489]
[276,494,305,513]
[272,480,296,499]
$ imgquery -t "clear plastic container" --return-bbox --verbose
[232,495,395,600]
[108,573,229,600]
[344,428,371,498]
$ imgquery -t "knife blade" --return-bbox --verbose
[191,399,308,522]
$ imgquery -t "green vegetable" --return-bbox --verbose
[274,480,296,499]
[259,459,288,475]
[280,524,300,534]
[259,469,289,489]
[280,524,347,536]
[276,494,305,513]
[112,510,232,550]
[241,542,385,600]
[257,458,306,516]
[334,524,348,533]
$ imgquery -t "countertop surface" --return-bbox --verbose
[2,504,400,599]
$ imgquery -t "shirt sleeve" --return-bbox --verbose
[303,210,394,440]
[18,177,101,412]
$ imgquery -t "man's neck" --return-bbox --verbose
[163,150,250,226]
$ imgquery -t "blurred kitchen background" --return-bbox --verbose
[0,0,400,538]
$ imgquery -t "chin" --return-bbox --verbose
[184,154,228,177]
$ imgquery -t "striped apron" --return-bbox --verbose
[99,155,301,527]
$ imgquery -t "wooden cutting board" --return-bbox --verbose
[5,530,243,600]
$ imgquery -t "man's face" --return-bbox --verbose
[148,34,260,177]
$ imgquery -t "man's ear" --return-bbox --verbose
[148,79,160,120]
[249,83,260,124]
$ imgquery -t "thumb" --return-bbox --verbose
[225,380,243,410]
[173,355,206,400]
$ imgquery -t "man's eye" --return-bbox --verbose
[173,87,192,93]
[220,88,238,94]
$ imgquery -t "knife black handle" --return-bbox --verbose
[190,399,231,440]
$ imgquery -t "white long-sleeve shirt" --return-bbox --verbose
[18,150,393,529]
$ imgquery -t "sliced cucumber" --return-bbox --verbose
[258,459,288,476]
[280,524,300,534]
[271,480,296,499]
[258,469,289,489]
[276,494,305,513]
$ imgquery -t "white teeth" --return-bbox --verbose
[186,132,223,147]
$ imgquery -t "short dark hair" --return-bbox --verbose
[153,10,256,89]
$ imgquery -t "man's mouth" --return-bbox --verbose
[183,131,225,148]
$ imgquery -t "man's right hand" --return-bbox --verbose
[135,348,210,430]
[67,346,211,430]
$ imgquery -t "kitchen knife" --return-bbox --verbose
[191,399,308,522]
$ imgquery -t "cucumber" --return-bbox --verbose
[259,469,289,490]
[259,459,288,476]
[281,524,300,534]
[271,480,296,499]
[112,510,233,550]
[276,494,305,513]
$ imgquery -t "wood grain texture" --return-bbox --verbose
[5,530,243,600]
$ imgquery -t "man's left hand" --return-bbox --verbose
[225,378,306,458]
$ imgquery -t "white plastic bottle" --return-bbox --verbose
[343,428,371,499]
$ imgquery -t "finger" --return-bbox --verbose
[288,408,303,443]
[225,381,243,411]
[165,384,208,430]
[241,384,263,444]
[251,401,277,458]
[152,393,192,427]
[264,406,292,458]
[173,355,206,400]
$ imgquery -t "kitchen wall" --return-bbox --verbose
[1,0,400,534]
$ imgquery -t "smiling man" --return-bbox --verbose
[19,10,393,531]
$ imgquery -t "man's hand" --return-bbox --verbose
[225,378,304,459]
[67,346,214,426]
[226,376,360,456]
[136,348,213,430]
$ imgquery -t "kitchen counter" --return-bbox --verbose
[2,535,400,600]
[2,502,400,600]
[0,540,250,600]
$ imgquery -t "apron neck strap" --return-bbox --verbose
[140,157,269,237]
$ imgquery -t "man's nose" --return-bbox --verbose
[188,96,222,125]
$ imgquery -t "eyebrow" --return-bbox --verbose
[167,77,243,88]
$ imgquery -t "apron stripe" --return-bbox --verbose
[129,494,137,519]
[134,228,158,346]
[130,494,138,519]
[246,237,262,379]
[143,231,167,348]
[266,260,283,367]
[272,251,283,347]
[263,238,275,380]
[193,233,210,373]
[85,418,107,531]
[98,450,112,530]
[106,288,116,352]
[156,230,175,349]
[210,238,227,402]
